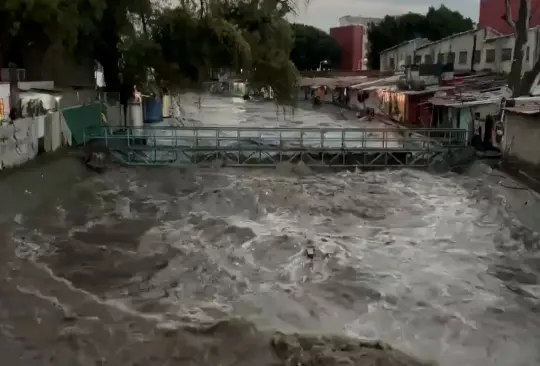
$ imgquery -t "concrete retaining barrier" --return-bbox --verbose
[0,101,110,172]
[0,118,39,170]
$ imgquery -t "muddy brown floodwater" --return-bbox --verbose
[0,96,539,366]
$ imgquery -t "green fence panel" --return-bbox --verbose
[62,103,103,145]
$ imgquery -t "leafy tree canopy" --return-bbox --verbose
[367,5,474,69]
[0,0,304,104]
[290,23,341,70]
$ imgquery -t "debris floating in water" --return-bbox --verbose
[305,246,315,260]
[13,213,23,224]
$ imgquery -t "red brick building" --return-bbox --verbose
[479,0,540,34]
[329,25,364,71]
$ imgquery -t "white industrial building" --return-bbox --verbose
[379,26,540,74]
[379,38,429,72]
[482,27,540,73]
[413,28,499,71]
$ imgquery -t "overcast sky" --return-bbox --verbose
[289,0,480,32]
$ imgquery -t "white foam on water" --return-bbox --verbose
[138,93,421,165]
[4,95,540,366]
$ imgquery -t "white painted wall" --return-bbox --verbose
[471,103,500,119]
[0,81,56,120]
[0,118,39,170]
[504,112,540,165]
[42,111,72,152]
[482,28,540,74]
[414,28,499,71]
[19,81,54,90]
[386,27,540,75]
[106,103,122,126]
[380,39,429,72]
[19,92,56,116]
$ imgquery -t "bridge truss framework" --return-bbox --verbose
[83,125,468,168]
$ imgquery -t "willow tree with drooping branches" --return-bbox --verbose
[0,0,303,104]
[150,0,302,104]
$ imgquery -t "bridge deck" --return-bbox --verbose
[83,126,468,168]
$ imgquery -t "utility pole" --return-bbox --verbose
[9,62,19,120]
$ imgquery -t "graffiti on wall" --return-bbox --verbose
[22,98,47,117]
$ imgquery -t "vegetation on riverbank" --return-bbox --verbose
[1,0,303,104]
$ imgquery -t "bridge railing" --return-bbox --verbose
[83,126,468,150]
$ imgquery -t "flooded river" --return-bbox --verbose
[1,95,539,365]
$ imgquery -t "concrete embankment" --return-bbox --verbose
[463,162,540,243]
[0,119,40,170]
[0,100,118,174]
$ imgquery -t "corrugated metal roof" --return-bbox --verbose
[429,95,501,107]
[403,86,455,95]
[427,84,511,107]
[300,76,368,88]
[415,27,500,52]
[484,26,540,42]
[300,76,375,89]
[380,38,429,54]
[350,75,403,90]
[505,106,540,115]
[299,78,334,87]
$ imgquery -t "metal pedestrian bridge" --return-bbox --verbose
[83,125,468,168]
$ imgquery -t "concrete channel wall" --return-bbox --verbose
[504,111,540,166]
[0,118,39,169]
[0,101,115,171]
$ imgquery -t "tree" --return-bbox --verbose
[151,0,302,104]
[504,0,539,96]
[77,0,156,91]
[0,0,106,67]
[1,0,304,104]
[367,5,474,69]
[289,23,341,70]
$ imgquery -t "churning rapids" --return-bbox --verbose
[1,95,540,366]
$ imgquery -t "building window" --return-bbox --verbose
[526,46,530,61]
[447,52,456,64]
[473,50,481,64]
[458,51,468,64]
[437,53,445,63]
[414,55,422,64]
[424,54,432,64]
[501,48,513,61]
[485,49,496,63]
[389,57,395,69]
[405,55,412,65]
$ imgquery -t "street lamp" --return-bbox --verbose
[318,60,328,71]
